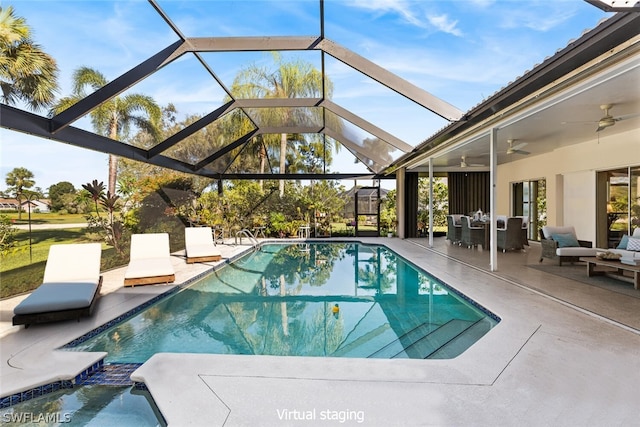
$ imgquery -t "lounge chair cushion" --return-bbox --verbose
[129,233,172,260]
[43,243,102,284]
[125,258,175,280]
[555,247,599,257]
[14,282,100,315]
[186,244,222,258]
[185,227,221,260]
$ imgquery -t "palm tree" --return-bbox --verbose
[52,67,161,195]
[229,53,333,197]
[5,166,35,219]
[0,5,58,111]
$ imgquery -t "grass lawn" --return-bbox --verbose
[5,212,90,225]
[1,228,127,298]
[1,218,447,299]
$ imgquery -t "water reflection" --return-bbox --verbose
[0,386,165,427]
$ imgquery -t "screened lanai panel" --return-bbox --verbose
[34,1,176,134]
[131,53,228,129]
[324,110,401,169]
[162,110,255,165]
[322,55,447,147]
[270,134,333,174]
[322,136,385,175]
[201,136,267,175]
[201,51,324,96]
[244,107,324,128]
[155,1,321,38]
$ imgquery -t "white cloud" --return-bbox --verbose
[427,14,463,37]
[467,0,496,8]
[348,0,422,26]
[347,0,467,36]
[497,4,580,32]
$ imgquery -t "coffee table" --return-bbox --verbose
[579,257,639,289]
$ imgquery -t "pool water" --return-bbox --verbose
[0,385,165,427]
[68,242,498,362]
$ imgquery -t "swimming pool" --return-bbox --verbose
[0,385,165,426]
[67,242,498,362]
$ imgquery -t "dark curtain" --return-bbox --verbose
[448,172,490,215]
[404,172,419,237]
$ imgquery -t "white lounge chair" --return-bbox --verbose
[13,243,103,328]
[185,227,222,263]
[124,233,175,287]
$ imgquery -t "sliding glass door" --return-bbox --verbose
[512,179,546,241]
[596,166,639,248]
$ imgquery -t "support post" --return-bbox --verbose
[490,128,498,271]
[428,158,434,248]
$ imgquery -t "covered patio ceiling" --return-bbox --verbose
[0,0,464,182]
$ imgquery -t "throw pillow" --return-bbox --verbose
[626,237,640,252]
[616,234,629,249]
[551,233,580,248]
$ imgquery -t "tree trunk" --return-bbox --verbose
[108,118,119,195]
[259,143,267,191]
[108,155,117,195]
[279,133,287,197]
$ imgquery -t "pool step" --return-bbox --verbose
[331,323,396,357]
[368,319,479,359]
[398,319,478,359]
[427,318,494,359]
[367,321,440,359]
[77,363,142,386]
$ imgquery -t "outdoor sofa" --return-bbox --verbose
[185,227,222,263]
[13,243,103,328]
[608,228,640,264]
[124,233,175,287]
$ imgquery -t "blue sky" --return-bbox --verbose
[0,0,610,194]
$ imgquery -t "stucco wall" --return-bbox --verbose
[496,127,639,241]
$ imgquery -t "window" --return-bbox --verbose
[596,166,639,248]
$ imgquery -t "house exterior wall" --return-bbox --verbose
[496,127,639,242]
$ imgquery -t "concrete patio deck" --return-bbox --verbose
[1,237,639,426]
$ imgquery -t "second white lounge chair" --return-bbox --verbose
[185,227,222,263]
[124,233,175,287]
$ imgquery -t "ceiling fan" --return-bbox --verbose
[506,139,530,155]
[563,104,639,132]
[460,155,485,168]
[593,104,640,132]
